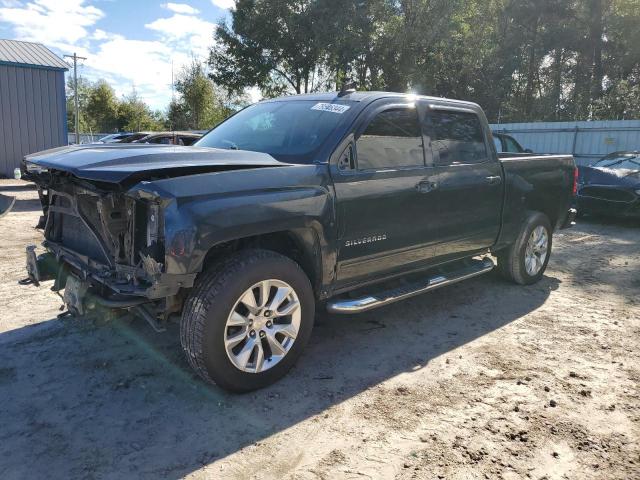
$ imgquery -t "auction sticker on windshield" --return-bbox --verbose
[311,103,351,114]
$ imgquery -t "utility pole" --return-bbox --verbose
[64,53,87,144]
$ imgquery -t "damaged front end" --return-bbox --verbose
[23,171,195,329]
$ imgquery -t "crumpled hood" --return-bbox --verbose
[24,144,288,184]
[578,165,640,188]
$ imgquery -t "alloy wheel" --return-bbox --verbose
[224,279,301,373]
[524,225,549,276]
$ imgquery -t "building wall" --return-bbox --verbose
[491,120,640,166]
[0,64,67,177]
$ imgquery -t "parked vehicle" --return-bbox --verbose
[97,133,134,143]
[492,132,532,154]
[577,151,640,218]
[133,131,203,146]
[118,132,153,143]
[21,91,577,392]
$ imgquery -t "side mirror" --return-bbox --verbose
[524,148,533,154]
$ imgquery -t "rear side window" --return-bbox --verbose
[431,111,487,165]
[356,108,424,170]
[504,135,522,153]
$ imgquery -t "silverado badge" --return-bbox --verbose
[345,234,387,247]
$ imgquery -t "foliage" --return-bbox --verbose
[66,80,164,133]
[169,59,235,130]
[209,0,326,95]
[116,89,165,132]
[209,0,640,121]
[85,80,119,133]
[65,76,92,133]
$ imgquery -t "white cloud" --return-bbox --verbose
[80,37,191,110]
[162,2,199,15]
[211,0,234,10]
[0,0,220,109]
[0,0,103,48]
[145,13,215,59]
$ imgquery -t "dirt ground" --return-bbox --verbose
[0,179,638,480]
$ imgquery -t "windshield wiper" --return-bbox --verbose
[220,139,239,150]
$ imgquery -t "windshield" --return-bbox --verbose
[594,154,640,169]
[195,100,354,162]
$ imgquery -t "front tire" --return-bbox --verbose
[181,249,315,392]
[497,212,552,285]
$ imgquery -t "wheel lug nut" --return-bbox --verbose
[249,330,256,337]
[259,331,266,338]
[266,321,272,328]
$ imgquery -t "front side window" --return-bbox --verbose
[356,108,424,170]
[431,111,487,165]
[148,136,173,144]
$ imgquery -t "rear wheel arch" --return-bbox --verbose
[496,210,552,285]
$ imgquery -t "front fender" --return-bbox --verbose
[133,164,336,280]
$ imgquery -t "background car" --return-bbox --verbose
[577,151,640,219]
[132,131,203,146]
[97,133,134,143]
[492,132,533,154]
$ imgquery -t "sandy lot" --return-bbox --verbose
[0,179,638,480]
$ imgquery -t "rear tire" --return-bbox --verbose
[497,212,552,285]
[181,249,315,392]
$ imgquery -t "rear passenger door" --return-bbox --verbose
[331,100,440,287]
[426,108,503,259]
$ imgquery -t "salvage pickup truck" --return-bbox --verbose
[21,91,577,392]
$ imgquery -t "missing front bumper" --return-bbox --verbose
[22,244,196,303]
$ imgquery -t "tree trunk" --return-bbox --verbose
[589,0,604,105]
[524,16,539,119]
[552,48,563,120]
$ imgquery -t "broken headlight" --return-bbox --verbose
[146,203,160,247]
[24,161,49,174]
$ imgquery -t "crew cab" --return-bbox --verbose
[21,91,577,392]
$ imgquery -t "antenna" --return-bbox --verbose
[338,79,357,97]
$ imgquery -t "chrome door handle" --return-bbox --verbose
[486,175,502,185]
[416,181,438,193]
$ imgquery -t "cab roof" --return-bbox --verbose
[266,91,480,109]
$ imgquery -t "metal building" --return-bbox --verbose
[0,39,68,177]
[491,120,640,166]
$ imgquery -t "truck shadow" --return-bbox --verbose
[0,274,558,479]
[6,197,41,213]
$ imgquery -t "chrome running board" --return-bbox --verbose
[326,257,495,314]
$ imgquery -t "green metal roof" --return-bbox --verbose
[0,39,68,71]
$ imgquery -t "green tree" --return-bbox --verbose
[85,80,119,133]
[65,76,92,133]
[166,98,190,130]
[172,59,235,129]
[116,88,164,132]
[209,0,324,96]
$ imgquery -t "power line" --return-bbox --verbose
[64,53,87,145]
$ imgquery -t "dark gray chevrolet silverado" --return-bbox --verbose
[21,91,577,392]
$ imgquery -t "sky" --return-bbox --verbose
[0,0,241,110]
